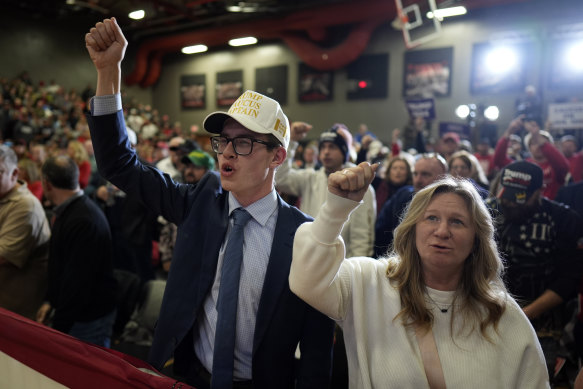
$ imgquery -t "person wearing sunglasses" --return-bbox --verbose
[85,18,334,389]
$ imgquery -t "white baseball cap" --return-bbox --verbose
[203,90,290,149]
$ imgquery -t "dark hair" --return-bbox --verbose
[265,134,282,150]
[385,156,413,187]
[42,155,79,190]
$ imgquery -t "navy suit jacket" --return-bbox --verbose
[87,111,334,389]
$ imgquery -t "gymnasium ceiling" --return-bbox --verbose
[5,0,532,41]
[5,0,535,86]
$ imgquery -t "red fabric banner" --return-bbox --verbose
[0,307,194,388]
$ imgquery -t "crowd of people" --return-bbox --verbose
[1,16,583,388]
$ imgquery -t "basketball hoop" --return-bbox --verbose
[394,0,442,49]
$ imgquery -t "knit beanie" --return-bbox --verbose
[319,124,350,162]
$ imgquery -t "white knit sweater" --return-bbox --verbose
[289,191,550,389]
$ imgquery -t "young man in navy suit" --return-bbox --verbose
[85,18,334,389]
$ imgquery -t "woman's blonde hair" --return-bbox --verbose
[386,176,506,338]
[67,140,89,165]
[449,150,489,188]
[18,158,41,182]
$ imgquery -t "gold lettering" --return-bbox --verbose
[229,107,258,117]
[238,92,264,101]
[273,119,287,137]
[230,99,261,110]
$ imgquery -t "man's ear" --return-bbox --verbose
[270,147,286,168]
[10,167,19,181]
[42,177,52,191]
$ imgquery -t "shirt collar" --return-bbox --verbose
[228,189,278,227]
[0,181,27,204]
[53,190,84,218]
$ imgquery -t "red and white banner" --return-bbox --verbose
[0,307,194,388]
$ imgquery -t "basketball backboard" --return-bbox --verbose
[394,0,442,49]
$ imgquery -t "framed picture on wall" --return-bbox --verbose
[180,74,206,109]
[255,65,288,104]
[347,53,388,100]
[470,41,532,94]
[216,70,243,107]
[298,63,334,102]
[403,47,452,98]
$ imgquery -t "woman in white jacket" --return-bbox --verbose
[289,164,549,389]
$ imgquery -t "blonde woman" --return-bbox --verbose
[18,158,43,201]
[448,150,489,198]
[67,140,91,189]
[290,165,549,388]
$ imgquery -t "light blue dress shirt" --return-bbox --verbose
[194,191,278,380]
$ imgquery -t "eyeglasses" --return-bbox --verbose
[210,136,279,156]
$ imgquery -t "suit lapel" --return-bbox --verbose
[253,197,297,354]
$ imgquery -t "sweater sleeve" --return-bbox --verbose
[78,160,91,189]
[572,153,583,183]
[274,140,309,196]
[391,141,400,156]
[289,191,360,320]
[493,136,513,169]
[502,299,551,388]
[540,142,569,186]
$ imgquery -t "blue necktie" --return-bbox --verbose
[211,208,252,389]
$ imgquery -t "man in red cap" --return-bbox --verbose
[439,131,460,162]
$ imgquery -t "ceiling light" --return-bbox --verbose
[229,37,258,47]
[455,105,470,119]
[129,10,145,20]
[427,6,467,20]
[484,106,500,121]
[182,45,208,54]
[226,2,259,13]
